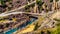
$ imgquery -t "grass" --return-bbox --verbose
[50,18,60,34]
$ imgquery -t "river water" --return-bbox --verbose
[4,18,37,34]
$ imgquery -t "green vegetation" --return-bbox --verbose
[25,5,30,12]
[50,0,53,2]
[36,0,43,6]
[34,23,40,31]
[41,30,51,34]
[0,0,12,13]
[0,0,12,5]
[55,22,60,34]
[25,5,30,10]
[50,0,59,2]
[25,9,30,12]
[47,30,51,34]
[25,3,35,12]
[50,18,60,34]
[36,0,44,13]
[54,18,60,22]
[28,0,30,2]
[0,0,5,5]
[30,3,35,8]
[55,0,59,2]
[41,31,44,34]
[37,18,60,34]
[54,19,60,34]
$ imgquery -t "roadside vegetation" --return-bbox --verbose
[36,0,44,12]
[50,18,60,34]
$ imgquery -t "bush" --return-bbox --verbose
[50,21,60,34]
[55,0,59,2]
[25,5,30,10]
[30,3,35,8]
[50,0,53,2]
[26,9,30,12]
[36,0,43,6]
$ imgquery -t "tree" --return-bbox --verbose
[50,19,60,34]
[54,18,60,22]
[55,0,59,2]
[56,21,60,34]
[34,23,40,31]
[25,4,31,12]
[30,3,35,8]
[50,0,53,2]
[27,0,30,2]
[36,0,43,6]
[0,0,5,5]
[25,5,30,10]
[47,30,51,34]
[41,31,44,34]
[36,0,44,13]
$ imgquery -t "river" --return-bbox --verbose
[4,18,37,34]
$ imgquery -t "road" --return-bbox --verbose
[0,10,56,30]
[0,11,41,17]
[0,1,36,17]
[0,0,57,32]
[38,11,56,29]
[38,18,50,29]
[4,1,36,13]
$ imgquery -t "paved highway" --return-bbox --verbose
[4,1,36,13]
